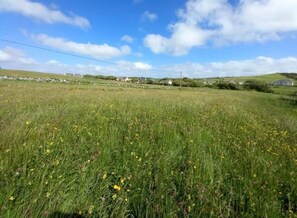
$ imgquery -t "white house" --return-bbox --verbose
[117,77,131,82]
[273,79,294,86]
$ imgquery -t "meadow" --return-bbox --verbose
[0,77,297,217]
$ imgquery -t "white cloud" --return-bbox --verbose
[159,56,297,78]
[144,0,297,55]
[32,33,131,59]
[141,11,158,22]
[1,47,297,78]
[0,0,90,29]
[134,62,152,70]
[0,50,11,61]
[0,47,37,64]
[121,35,134,43]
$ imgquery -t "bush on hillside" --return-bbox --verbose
[243,80,273,93]
[217,81,239,90]
[172,79,202,87]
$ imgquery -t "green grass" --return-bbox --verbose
[233,73,289,83]
[1,79,297,217]
[225,73,289,83]
[203,73,289,83]
[272,86,297,95]
[0,69,71,80]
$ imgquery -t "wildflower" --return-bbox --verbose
[54,159,60,165]
[88,205,94,214]
[9,196,15,201]
[46,149,51,154]
[102,173,107,180]
[113,184,121,191]
[46,192,51,198]
[120,178,125,184]
[26,121,30,125]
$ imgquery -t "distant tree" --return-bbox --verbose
[217,81,239,90]
[145,79,153,84]
[243,80,273,93]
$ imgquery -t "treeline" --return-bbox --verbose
[216,80,273,93]
[84,74,274,93]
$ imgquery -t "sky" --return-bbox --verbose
[1,0,297,78]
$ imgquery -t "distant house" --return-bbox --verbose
[65,73,74,76]
[203,81,214,85]
[273,79,294,86]
[116,77,131,82]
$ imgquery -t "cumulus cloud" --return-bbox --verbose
[0,47,37,65]
[141,11,158,22]
[158,56,297,78]
[32,33,131,59]
[121,35,134,43]
[144,0,297,55]
[134,62,152,70]
[1,47,297,78]
[0,0,90,29]
[0,47,152,76]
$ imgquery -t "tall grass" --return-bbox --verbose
[1,81,297,217]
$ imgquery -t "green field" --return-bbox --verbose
[224,73,289,83]
[1,73,297,217]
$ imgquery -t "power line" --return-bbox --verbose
[0,38,175,73]
[0,38,126,66]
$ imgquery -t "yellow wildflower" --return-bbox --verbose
[9,196,15,201]
[113,184,121,191]
[102,173,107,180]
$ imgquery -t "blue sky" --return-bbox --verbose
[1,0,297,78]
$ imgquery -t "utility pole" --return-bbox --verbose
[180,71,182,88]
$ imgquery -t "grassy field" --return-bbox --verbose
[1,76,297,217]
[213,73,289,83]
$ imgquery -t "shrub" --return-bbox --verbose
[243,80,273,93]
[217,81,239,90]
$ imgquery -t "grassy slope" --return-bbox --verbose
[229,73,289,83]
[203,73,289,83]
[1,79,297,217]
[0,69,71,80]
